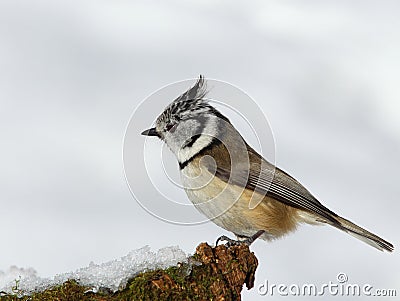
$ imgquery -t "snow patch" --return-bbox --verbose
[0,246,187,295]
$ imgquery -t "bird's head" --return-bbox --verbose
[141,76,230,164]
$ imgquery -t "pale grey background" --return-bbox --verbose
[1,1,399,300]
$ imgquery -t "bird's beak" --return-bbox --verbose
[141,127,159,137]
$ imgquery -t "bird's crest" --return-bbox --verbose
[156,75,212,124]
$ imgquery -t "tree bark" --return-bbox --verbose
[0,242,259,301]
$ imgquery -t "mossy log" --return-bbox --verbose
[0,242,258,301]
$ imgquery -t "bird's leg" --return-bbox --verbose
[243,230,265,245]
[216,230,265,247]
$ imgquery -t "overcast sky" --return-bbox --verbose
[1,1,399,300]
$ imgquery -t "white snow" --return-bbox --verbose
[0,246,187,296]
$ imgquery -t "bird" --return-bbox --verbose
[141,75,394,252]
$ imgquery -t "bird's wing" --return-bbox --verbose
[210,145,340,224]
[201,143,395,251]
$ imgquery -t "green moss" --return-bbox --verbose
[0,264,211,301]
[0,280,101,301]
[0,243,258,301]
[122,261,220,300]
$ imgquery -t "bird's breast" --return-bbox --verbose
[180,157,300,239]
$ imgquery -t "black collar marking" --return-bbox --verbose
[179,137,222,170]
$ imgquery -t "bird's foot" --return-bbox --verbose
[216,230,265,247]
[215,235,243,247]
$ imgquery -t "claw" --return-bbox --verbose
[215,230,265,247]
[216,235,242,247]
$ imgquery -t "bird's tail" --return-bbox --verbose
[331,216,394,252]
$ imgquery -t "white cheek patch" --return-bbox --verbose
[163,114,220,164]
[177,116,218,164]
[177,134,214,163]
[177,119,200,140]
[164,120,198,153]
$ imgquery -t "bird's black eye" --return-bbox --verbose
[166,123,176,132]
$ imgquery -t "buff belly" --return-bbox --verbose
[181,162,300,240]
